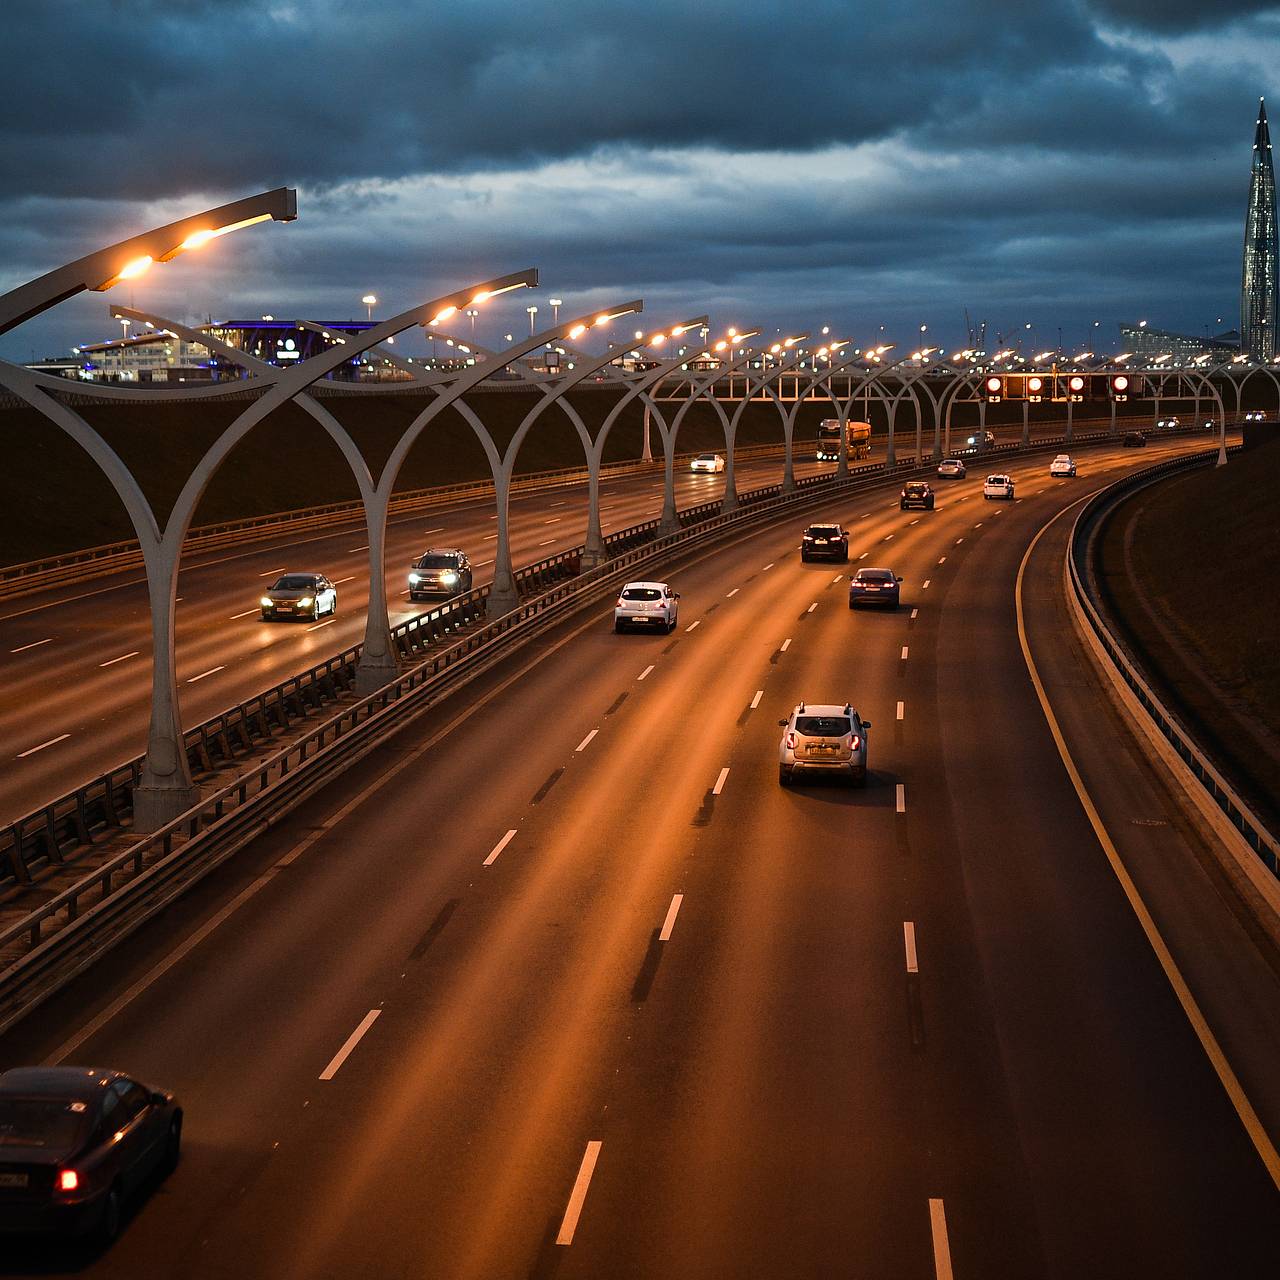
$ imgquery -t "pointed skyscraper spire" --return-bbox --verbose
[1243,97,1279,359]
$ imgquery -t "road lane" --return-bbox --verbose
[1,435,1273,1278]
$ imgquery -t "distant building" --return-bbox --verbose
[1117,323,1240,359]
[1242,98,1278,359]
[69,330,215,382]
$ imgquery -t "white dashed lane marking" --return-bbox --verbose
[483,830,517,867]
[186,666,225,683]
[556,1141,603,1246]
[17,734,70,759]
[10,637,52,654]
[99,651,139,667]
[712,767,730,795]
[319,1009,381,1081]
[903,922,919,973]
[575,729,598,752]
[638,665,655,681]
[750,690,764,709]
[896,783,906,813]
[659,894,684,942]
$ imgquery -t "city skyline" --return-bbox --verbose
[2,2,1279,360]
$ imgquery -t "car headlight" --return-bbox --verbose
[260,597,273,608]
[297,596,313,607]
[441,571,459,583]
[408,572,421,584]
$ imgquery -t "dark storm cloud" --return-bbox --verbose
[1,0,1277,358]
[1087,0,1278,31]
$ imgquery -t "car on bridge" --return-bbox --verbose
[936,458,967,479]
[965,430,997,448]
[260,573,337,621]
[0,1066,181,1244]
[614,581,679,632]
[1245,410,1266,422]
[848,567,902,608]
[1122,431,1147,447]
[408,549,473,601]
[690,453,725,473]
[900,481,935,510]
[983,474,1015,500]
[800,523,849,562]
[777,702,870,787]
[1049,454,1077,478]
[1156,416,1180,429]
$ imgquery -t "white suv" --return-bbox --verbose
[614,581,679,632]
[778,702,870,787]
[1049,454,1076,477]
[983,473,1015,500]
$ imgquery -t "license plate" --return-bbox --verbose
[278,604,293,610]
[0,1174,28,1188]
[811,746,838,756]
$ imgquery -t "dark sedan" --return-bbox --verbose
[849,567,902,609]
[900,481,935,511]
[1122,431,1147,447]
[0,1067,181,1243]
[800,523,849,562]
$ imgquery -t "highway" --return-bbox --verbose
[0,452,839,826]
[2,432,1276,1278]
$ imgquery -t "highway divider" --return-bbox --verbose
[1066,450,1280,902]
[0,427,1195,1033]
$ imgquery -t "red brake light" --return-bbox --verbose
[849,735,861,750]
[58,1169,79,1192]
[785,731,796,749]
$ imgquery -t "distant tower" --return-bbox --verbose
[1242,98,1278,360]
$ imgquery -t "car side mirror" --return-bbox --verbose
[862,720,872,730]
[150,1091,167,1107]
[896,576,904,583]
[777,719,788,727]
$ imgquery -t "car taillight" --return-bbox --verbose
[57,1169,78,1192]
[849,735,861,750]
[785,732,796,749]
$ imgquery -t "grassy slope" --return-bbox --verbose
[1098,435,1280,829]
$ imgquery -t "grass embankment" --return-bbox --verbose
[0,389,834,566]
[1097,435,1280,830]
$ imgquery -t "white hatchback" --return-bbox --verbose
[614,581,680,633]
[983,474,1015,500]
[690,453,725,473]
[1049,454,1077,477]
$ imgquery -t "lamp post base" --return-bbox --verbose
[132,781,201,833]
[486,584,521,618]
[354,650,400,696]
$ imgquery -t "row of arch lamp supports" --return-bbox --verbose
[0,189,1261,826]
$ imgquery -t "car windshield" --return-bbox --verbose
[0,1098,88,1149]
[795,716,852,737]
[857,570,894,582]
[806,526,839,536]
[905,484,927,493]
[622,587,662,600]
[986,476,1008,484]
[416,555,459,569]
[272,575,315,590]
[942,459,961,465]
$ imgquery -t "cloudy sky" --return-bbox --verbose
[2,0,1278,361]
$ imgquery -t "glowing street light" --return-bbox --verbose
[549,297,563,325]
[527,304,539,336]
[362,294,377,321]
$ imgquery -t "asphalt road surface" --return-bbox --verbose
[2,432,1276,1278]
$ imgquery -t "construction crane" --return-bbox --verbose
[963,308,987,350]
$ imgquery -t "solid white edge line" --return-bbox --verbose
[896,783,906,813]
[904,921,919,973]
[556,1140,603,1245]
[319,1009,382,1081]
[896,701,905,720]
[659,893,684,941]
[929,1198,954,1280]
[99,651,139,668]
[484,829,518,867]
[17,733,71,759]
[750,689,764,709]
[1017,498,1280,1191]
[638,665,654,681]
[712,767,730,795]
[575,729,598,752]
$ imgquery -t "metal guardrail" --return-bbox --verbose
[0,426,1200,1032]
[1067,448,1279,882]
[0,442,796,600]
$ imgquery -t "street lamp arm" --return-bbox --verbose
[0,187,297,337]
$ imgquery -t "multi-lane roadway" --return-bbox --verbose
[2,433,1277,1277]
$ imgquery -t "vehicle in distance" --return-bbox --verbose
[614,581,679,632]
[0,1066,181,1243]
[848,567,902,608]
[1049,454,1077,478]
[800,523,849,562]
[1156,416,1180,428]
[936,458,967,479]
[408,549,473,600]
[1245,410,1266,422]
[900,480,935,510]
[816,419,872,461]
[690,453,725,473]
[983,473,1015,500]
[965,430,997,448]
[778,702,871,787]
[260,573,336,621]
[1122,431,1147,447]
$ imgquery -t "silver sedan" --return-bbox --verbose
[778,702,870,787]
